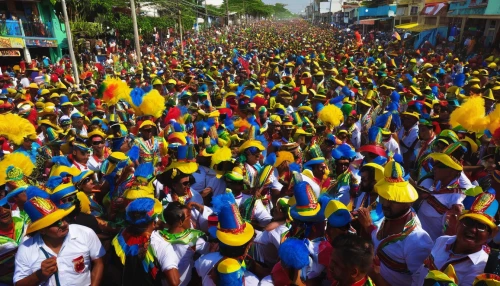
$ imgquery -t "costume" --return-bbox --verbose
[0,216,27,285]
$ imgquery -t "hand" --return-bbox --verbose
[200,187,212,198]
[188,202,204,213]
[357,207,373,230]
[38,257,58,281]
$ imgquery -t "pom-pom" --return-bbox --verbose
[212,192,236,214]
[99,78,130,105]
[135,89,165,118]
[0,153,34,185]
[319,104,344,128]
[0,114,36,145]
[164,106,182,125]
[279,238,310,269]
[129,87,145,107]
[450,96,487,132]
[46,176,63,190]
[134,163,154,180]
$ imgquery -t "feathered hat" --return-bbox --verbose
[318,104,344,130]
[128,88,166,119]
[290,181,323,222]
[0,114,37,145]
[0,153,34,186]
[125,197,162,225]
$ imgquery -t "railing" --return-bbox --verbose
[0,20,22,36]
[22,21,54,38]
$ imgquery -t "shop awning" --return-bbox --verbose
[357,18,390,25]
[395,22,441,32]
[420,3,449,16]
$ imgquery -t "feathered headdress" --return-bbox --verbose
[0,153,34,185]
[98,78,131,106]
[450,96,488,132]
[0,114,36,145]
[319,104,344,129]
[127,88,165,119]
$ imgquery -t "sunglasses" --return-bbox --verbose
[49,219,64,228]
[180,181,191,187]
[461,217,490,232]
[60,195,76,205]
[80,177,92,185]
[92,141,104,146]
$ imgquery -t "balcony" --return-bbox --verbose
[0,20,22,36]
[22,21,54,38]
[0,20,54,38]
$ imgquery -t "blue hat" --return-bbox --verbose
[165,144,198,175]
[125,197,161,225]
[47,181,77,209]
[290,181,323,222]
[324,199,351,227]
[24,196,75,234]
[331,144,357,161]
[70,112,83,119]
[279,238,310,270]
[208,192,254,247]
[0,185,28,205]
[216,258,244,286]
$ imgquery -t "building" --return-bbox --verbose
[447,0,500,46]
[0,0,67,65]
[394,0,423,26]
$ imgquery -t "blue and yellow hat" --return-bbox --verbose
[290,181,322,222]
[0,185,28,205]
[166,144,198,175]
[72,141,91,153]
[209,193,254,246]
[217,258,244,286]
[374,161,418,203]
[125,197,162,225]
[324,199,351,227]
[47,182,77,209]
[25,196,75,234]
[429,142,465,171]
[461,187,498,231]
[45,126,63,145]
[72,170,94,187]
[303,145,325,169]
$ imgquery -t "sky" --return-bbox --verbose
[205,0,310,14]
[262,0,309,14]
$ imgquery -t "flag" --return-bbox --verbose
[238,57,250,76]
[393,31,401,41]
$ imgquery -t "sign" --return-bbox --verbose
[25,39,58,48]
[469,0,488,7]
[0,49,21,57]
[0,37,25,48]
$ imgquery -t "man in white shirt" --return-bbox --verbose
[14,196,105,286]
[398,111,420,171]
[413,191,498,286]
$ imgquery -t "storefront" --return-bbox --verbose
[0,36,24,68]
[25,38,58,61]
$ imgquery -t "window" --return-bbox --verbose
[410,6,419,15]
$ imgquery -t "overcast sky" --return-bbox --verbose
[262,0,309,14]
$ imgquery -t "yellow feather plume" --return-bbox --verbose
[101,78,131,105]
[135,89,165,118]
[0,114,36,145]
[319,104,344,129]
[0,153,35,185]
[210,146,232,169]
[450,96,487,132]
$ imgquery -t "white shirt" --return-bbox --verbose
[384,137,401,156]
[371,215,433,286]
[412,236,489,286]
[171,237,209,286]
[398,125,419,155]
[162,190,213,232]
[20,77,30,88]
[194,252,260,286]
[253,224,290,265]
[14,224,105,286]
[150,231,179,272]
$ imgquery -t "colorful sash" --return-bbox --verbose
[376,214,418,274]
[159,229,205,247]
[0,217,25,282]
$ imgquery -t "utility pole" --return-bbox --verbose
[179,9,183,55]
[130,0,141,63]
[226,0,229,26]
[242,0,245,25]
[60,0,79,85]
[205,0,209,29]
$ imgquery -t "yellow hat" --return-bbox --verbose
[375,161,418,203]
[428,152,463,171]
[238,140,265,154]
[425,265,458,284]
[269,114,282,124]
[274,151,294,168]
[473,274,500,286]
[363,163,385,182]
[28,83,39,89]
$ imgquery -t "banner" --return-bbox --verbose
[414,26,448,49]
[25,39,58,47]
[0,49,21,57]
[0,37,25,48]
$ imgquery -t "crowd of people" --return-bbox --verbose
[1,19,500,285]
